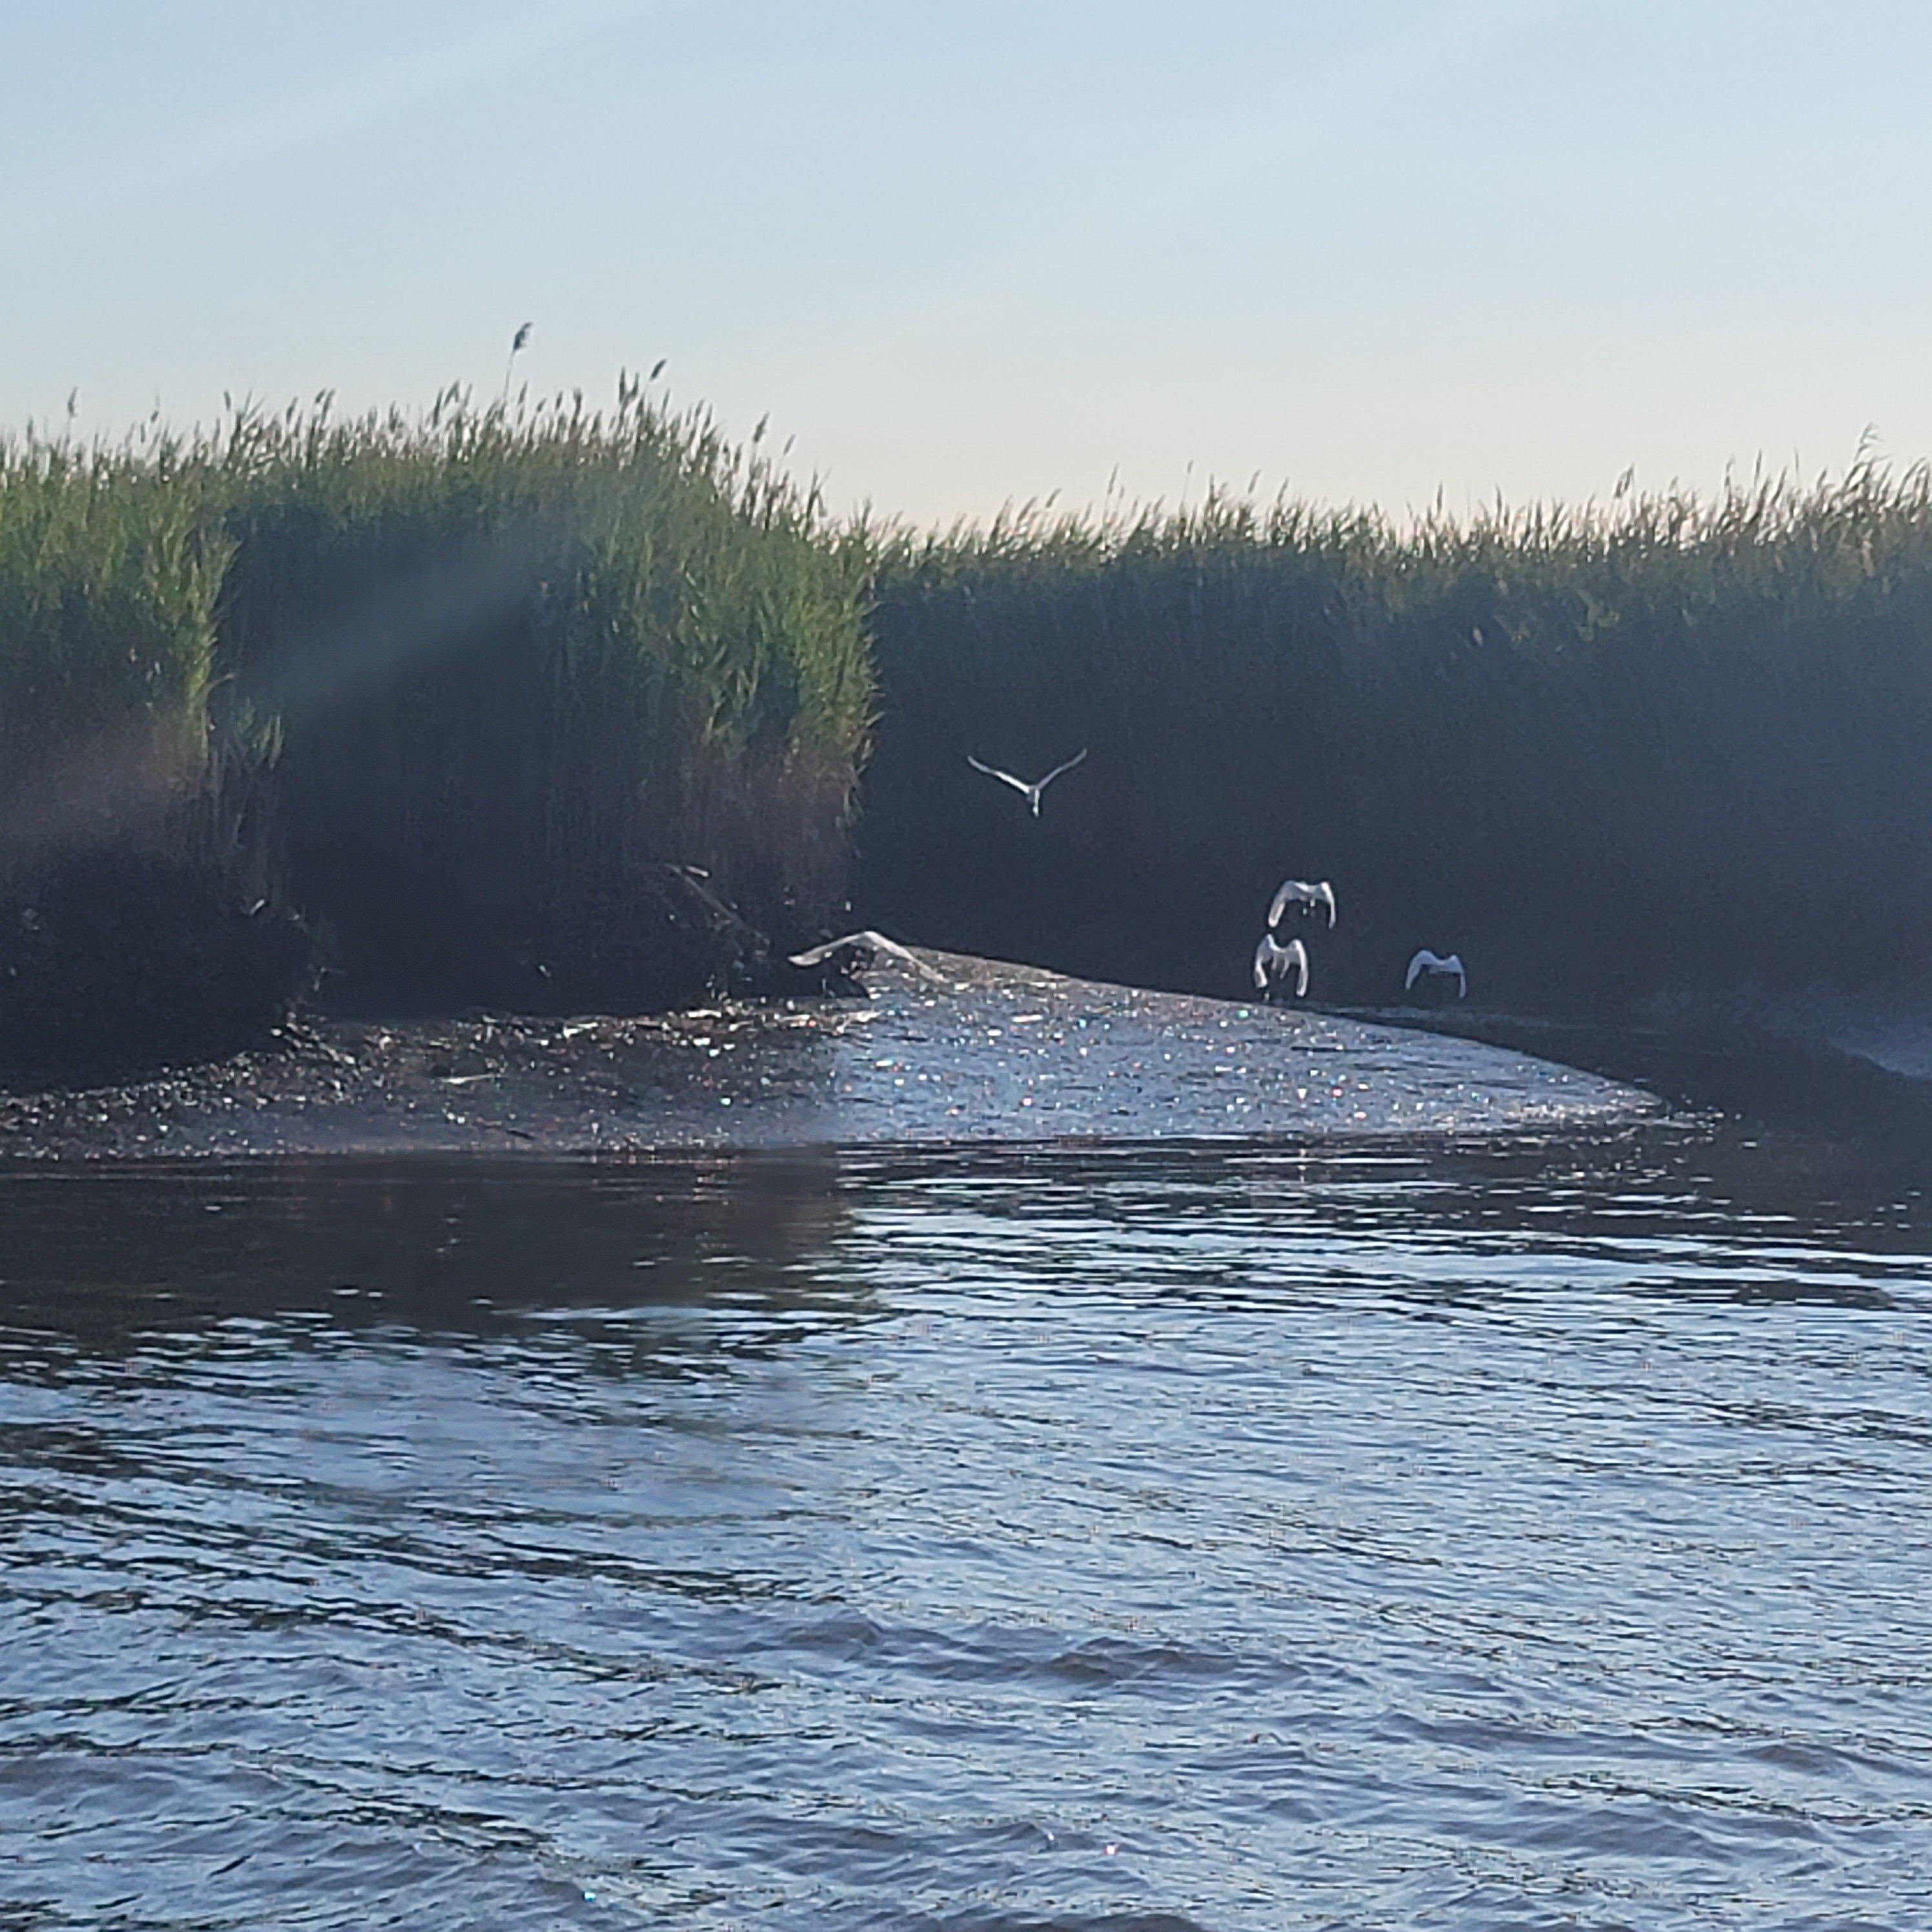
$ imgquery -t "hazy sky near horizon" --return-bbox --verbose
[5,0,1929,526]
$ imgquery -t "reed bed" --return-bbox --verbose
[0,435,302,1082]
[0,436,227,872]
[207,382,872,1006]
[859,469,1932,1011]
[0,384,872,1076]
[12,369,1932,1079]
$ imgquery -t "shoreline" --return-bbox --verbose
[0,948,1655,1162]
[1336,996,1932,1144]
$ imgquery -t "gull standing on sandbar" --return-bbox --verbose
[966,749,1089,817]
[1268,878,1337,929]
[1253,932,1310,999]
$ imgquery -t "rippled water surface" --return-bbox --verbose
[5,1127,1932,1929]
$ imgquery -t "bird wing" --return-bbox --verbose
[1037,748,1089,788]
[790,930,949,982]
[855,932,952,983]
[788,932,865,967]
[967,755,1033,797]
[1286,938,1310,998]
[1252,935,1275,989]
[1405,949,1432,989]
[1445,954,1467,996]
[1269,878,1335,927]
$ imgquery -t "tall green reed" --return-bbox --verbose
[860,468,1932,1009]
[206,380,873,1003]
[0,380,872,1041]
[0,433,232,881]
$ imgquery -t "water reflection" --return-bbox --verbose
[0,1154,864,1362]
[839,1124,1932,1317]
[4,1124,1931,1930]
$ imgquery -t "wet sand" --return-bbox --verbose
[0,948,1656,1160]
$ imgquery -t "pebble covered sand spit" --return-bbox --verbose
[0,949,1654,1159]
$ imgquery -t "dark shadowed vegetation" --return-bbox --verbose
[211,385,872,1009]
[0,387,872,1082]
[858,471,1932,1015]
[0,438,300,1084]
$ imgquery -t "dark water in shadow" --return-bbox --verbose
[4,1127,1931,1929]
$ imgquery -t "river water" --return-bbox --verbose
[3,1124,1931,1929]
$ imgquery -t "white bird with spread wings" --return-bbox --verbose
[1253,932,1310,1000]
[1404,949,1467,998]
[966,748,1088,817]
[788,930,949,983]
[1268,878,1336,929]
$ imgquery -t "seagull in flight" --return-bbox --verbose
[966,748,1088,817]
[1404,949,1467,998]
[1253,932,1310,1000]
[1268,878,1337,929]
[788,930,949,983]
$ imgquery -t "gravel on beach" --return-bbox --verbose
[0,948,1656,1160]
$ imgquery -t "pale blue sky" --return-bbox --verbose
[5,1,1929,524]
